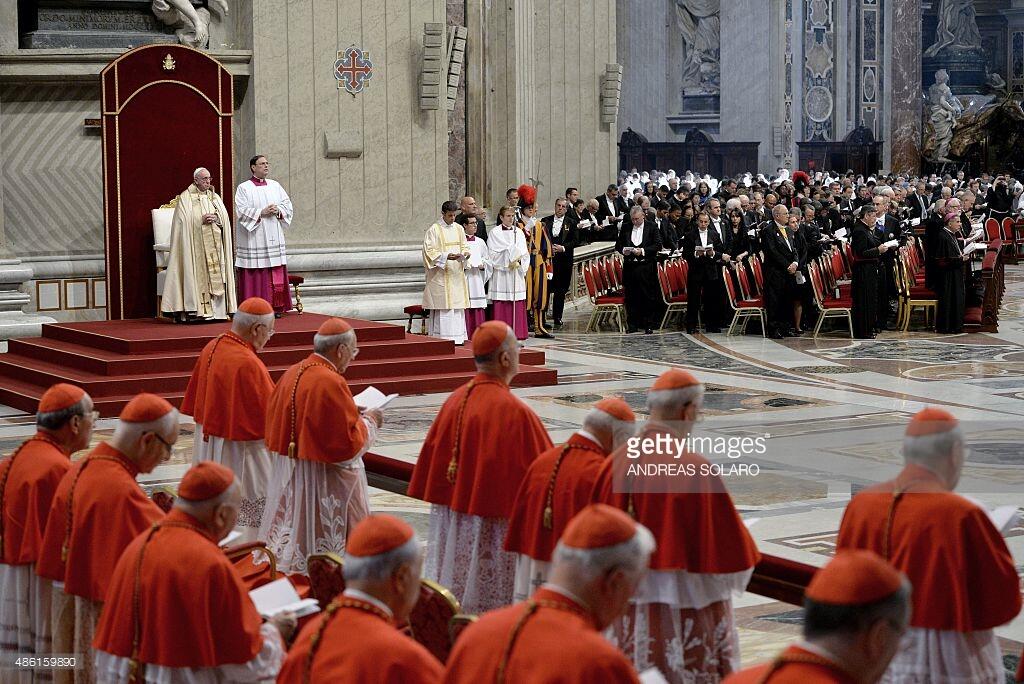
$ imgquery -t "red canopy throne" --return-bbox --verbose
[101,45,234,320]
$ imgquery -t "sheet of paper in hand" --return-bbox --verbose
[353,386,399,411]
[249,578,320,619]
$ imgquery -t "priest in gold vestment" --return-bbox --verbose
[161,167,237,321]
[422,200,471,344]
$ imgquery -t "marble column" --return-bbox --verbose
[889,0,922,173]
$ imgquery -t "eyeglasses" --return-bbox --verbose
[86,410,99,422]
[346,345,360,358]
[147,431,173,455]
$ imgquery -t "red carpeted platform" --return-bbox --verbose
[0,313,557,416]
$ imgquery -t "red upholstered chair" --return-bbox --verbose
[149,485,176,513]
[448,613,478,646]
[225,542,278,589]
[584,262,625,332]
[404,304,429,334]
[749,255,764,295]
[306,553,346,606]
[722,266,765,336]
[895,253,936,331]
[984,218,1003,243]
[657,262,687,329]
[403,579,461,663]
[808,262,853,338]
[288,274,305,313]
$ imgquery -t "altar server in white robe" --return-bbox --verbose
[161,167,237,321]
[422,201,472,344]
[487,205,530,340]
[458,211,491,339]
[235,155,295,315]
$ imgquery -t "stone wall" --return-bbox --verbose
[616,0,674,144]
[532,0,619,209]
[469,0,619,212]
[246,0,448,248]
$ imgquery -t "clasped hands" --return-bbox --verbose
[260,204,281,218]
[787,262,798,274]
[201,213,219,225]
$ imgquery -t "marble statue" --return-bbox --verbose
[926,70,963,162]
[925,0,983,57]
[152,0,229,49]
[675,0,720,95]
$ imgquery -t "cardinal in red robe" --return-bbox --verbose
[409,321,552,612]
[93,462,293,681]
[0,384,94,683]
[591,369,761,683]
[280,514,443,683]
[836,407,1021,683]
[258,317,383,574]
[726,550,911,684]
[181,296,276,542]
[504,396,635,601]
[36,393,177,683]
[445,504,652,683]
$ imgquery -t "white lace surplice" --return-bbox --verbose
[607,568,752,684]
[192,424,273,543]
[50,585,74,684]
[94,622,284,684]
[73,597,102,684]
[0,563,54,683]
[512,555,551,603]
[424,505,516,614]
[258,417,376,575]
[881,627,1004,684]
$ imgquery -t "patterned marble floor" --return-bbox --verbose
[4,266,1024,671]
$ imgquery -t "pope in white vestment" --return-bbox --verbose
[422,203,472,344]
[235,156,294,314]
[161,168,237,321]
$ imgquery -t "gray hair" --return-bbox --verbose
[193,167,210,182]
[903,427,964,469]
[647,385,704,415]
[343,536,421,582]
[583,407,637,449]
[772,204,789,219]
[313,329,356,355]
[113,409,179,445]
[629,205,646,218]
[232,310,275,332]
[553,524,656,582]
[37,396,90,431]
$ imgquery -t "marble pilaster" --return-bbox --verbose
[447,0,466,201]
[889,0,922,174]
[720,0,774,172]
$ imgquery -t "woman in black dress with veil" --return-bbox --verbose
[850,204,891,339]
